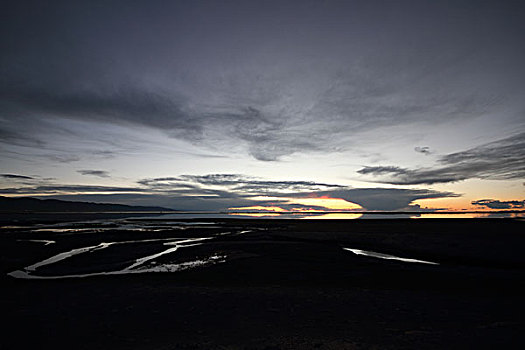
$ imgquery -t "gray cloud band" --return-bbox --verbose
[0,172,458,211]
[472,199,524,210]
[77,170,110,178]
[358,133,525,185]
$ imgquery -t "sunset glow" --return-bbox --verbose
[228,196,362,213]
[287,197,362,210]
[304,213,363,219]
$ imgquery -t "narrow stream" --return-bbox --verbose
[343,247,439,265]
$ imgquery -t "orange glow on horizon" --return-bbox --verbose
[289,197,362,210]
[303,213,363,219]
[412,197,525,212]
[229,196,362,213]
[412,213,494,219]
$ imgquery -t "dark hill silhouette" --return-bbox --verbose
[0,196,171,213]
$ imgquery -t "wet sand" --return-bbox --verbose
[2,218,525,349]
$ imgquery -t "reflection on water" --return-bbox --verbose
[25,242,114,272]
[9,233,224,279]
[226,211,524,219]
[229,212,282,217]
[304,213,363,219]
[133,255,226,273]
[344,248,439,265]
[17,239,55,245]
[8,255,226,280]
[413,213,490,219]
[126,237,212,270]
[412,212,525,219]
[4,210,523,280]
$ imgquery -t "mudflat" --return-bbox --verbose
[2,218,524,349]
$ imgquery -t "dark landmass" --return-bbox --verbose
[0,195,171,213]
[2,218,525,349]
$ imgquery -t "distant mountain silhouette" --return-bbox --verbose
[0,196,171,213]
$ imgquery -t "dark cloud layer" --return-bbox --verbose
[138,174,460,211]
[472,199,524,210]
[0,172,458,211]
[358,133,525,185]
[0,185,143,195]
[1,86,203,141]
[30,186,457,212]
[0,173,53,187]
[315,188,459,211]
[2,1,524,161]
[139,174,345,194]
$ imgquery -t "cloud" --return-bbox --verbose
[472,199,524,210]
[1,86,203,140]
[0,171,459,211]
[135,174,460,211]
[0,173,54,186]
[37,186,458,212]
[0,185,144,195]
[138,174,246,187]
[1,174,34,180]
[357,166,463,185]
[2,1,524,162]
[138,174,345,195]
[48,155,81,163]
[0,126,45,148]
[358,133,525,185]
[3,78,511,162]
[311,188,459,211]
[358,166,409,176]
[77,170,110,178]
[414,146,431,155]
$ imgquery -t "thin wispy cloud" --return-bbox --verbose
[0,185,144,195]
[77,170,110,178]
[48,155,81,163]
[414,146,431,155]
[0,174,55,187]
[358,133,525,185]
[1,174,34,180]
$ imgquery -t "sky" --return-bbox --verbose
[1,0,524,212]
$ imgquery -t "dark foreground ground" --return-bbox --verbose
[1,218,525,349]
